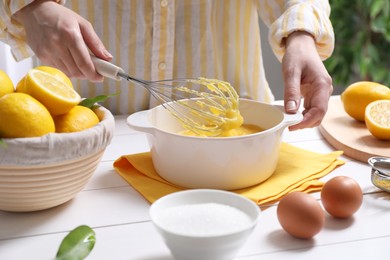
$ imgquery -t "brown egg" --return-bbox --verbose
[321,176,363,218]
[277,192,325,239]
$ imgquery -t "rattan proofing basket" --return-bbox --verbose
[0,106,115,212]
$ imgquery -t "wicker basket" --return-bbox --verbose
[0,106,115,212]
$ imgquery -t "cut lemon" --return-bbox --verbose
[365,100,390,140]
[24,69,81,115]
[16,66,73,94]
[34,66,73,88]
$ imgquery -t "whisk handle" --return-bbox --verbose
[91,55,124,81]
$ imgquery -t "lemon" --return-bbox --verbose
[365,100,390,140]
[0,70,14,97]
[0,93,55,138]
[15,77,27,93]
[341,81,390,121]
[24,69,81,115]
[34,66,73,88]
[16,66,73,93]
[15,66,73,93]
[54,106,100,133]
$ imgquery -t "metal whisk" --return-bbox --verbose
[91,56,242,136]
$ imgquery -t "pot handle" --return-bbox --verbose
[126,110,155,135]
[274,105,304,127]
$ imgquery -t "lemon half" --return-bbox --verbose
[365,100,390,140]
[24,69,81,115]
[16,66,73,93]
[34,66,73,88]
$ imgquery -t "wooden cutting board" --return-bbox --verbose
[318,97,389,162]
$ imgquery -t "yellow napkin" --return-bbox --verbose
[113,143,344,206]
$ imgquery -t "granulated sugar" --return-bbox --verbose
[156,203,252,236]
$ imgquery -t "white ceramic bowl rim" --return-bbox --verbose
[0,105,115,167]
[128,98,303,140]
[150,189,261,238]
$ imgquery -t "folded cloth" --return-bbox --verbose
[113,143,344,206]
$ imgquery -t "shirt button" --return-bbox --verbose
[161,0,168,7]
[158,62,166,70]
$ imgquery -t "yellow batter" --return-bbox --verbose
[180,124,264,137]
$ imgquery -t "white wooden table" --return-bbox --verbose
[1,100,389,260]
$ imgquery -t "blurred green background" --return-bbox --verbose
[325,0,390,89]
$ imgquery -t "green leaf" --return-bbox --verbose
[324,57,338,72]
[0,139,6,148]
[372,67,388,82]
[56,225,96,260]
[371,16,387,34]
[384,30,390,42]
[325,0,390,88]
[370,0,384,18]
[367,44,379,62]
[79,92,120,108]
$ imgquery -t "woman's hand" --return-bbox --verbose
[282,31,333,130]
[13,0,112,82]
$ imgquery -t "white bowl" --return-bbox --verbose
[0,106,115,212]
[127,98,302,190]
[150,189,260,260]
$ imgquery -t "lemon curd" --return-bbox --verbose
[223,124,264,137]
[180,124,264,137]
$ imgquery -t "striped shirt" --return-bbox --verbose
[0,0,334,115]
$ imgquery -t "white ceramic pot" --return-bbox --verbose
[127,98,302,190]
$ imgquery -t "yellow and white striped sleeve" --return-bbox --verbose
[257,0,335,61]
[0,0,35,60]
[0,0,65,61]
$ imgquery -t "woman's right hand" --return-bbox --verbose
[13,0,112,82]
